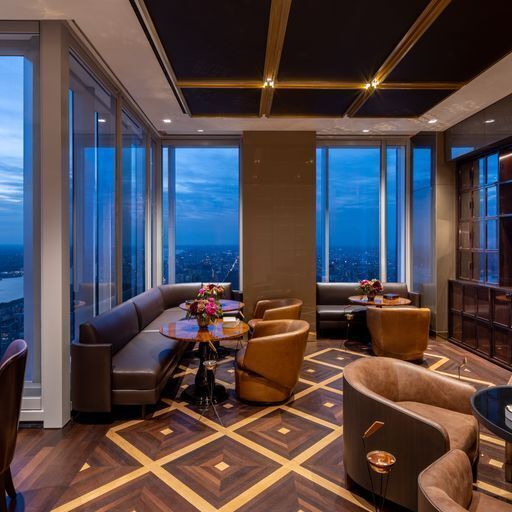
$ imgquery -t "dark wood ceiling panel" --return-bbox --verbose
[271,89,359,116]
[278,0,430,82]
[354,89,454,117]
[182,88,261,116]
[387,0,512,82]
[142,0,271,80]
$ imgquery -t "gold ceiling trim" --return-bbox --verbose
[259,0,293,117]
[178,80,263,89]
[379,81,464,90]
[343,0,452,117]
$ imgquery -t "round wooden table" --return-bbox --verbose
[160,319,249,405]
[179,299,245,313]
[348,295,412,308]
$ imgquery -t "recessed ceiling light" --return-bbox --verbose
[428,118,438,124]
[264,78,275,88]
[163,118,172,124]
[197,129,204,133]
[362,129,370,133]
[485,119,495,124]
[98,118,106,123]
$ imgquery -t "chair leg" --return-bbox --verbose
[4,468,16,499]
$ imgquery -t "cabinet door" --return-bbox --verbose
[493,327,512,364]
[477,322,491,355]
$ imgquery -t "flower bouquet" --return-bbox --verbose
[358,279,383,301]
[198,283,225,300]
[187,297,223,329]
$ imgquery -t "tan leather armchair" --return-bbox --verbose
[248,298,303,332]
[419,449,511,511]
[367,307,431,361]
[343,357,479,512]
[235,319,310,403]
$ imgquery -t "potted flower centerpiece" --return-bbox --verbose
[358,279,383,301]
[187,297,223,329]
[198,283,225,300]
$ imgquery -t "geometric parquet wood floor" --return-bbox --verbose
[8,336,512,511]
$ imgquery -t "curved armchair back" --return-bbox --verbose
[236,320,310,399]
[0,339,27,474]
[252,298,303,320]
[418,450,473,512]
[367,307,430,361]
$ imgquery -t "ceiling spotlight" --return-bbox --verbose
[98,118,106,123]
[163,118,172,124]
[485,119,495,124]
[370,79,379,88]
[362,129,370,133]
[197,129,204,133]
[428,118,438,124]
[364,83,371,90]
[264,78,275,88]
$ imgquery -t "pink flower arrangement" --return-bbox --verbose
[197,283,225,299]
[358,279,383,295]
[187,297,223,324]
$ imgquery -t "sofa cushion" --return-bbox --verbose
[382,282,409,298]
[112,331,181,390]
[79,301,139,355]
[316,304,366,321]
[144,307,188,331]
[159,283,201,309]
[316,283,360,305]
[131,288,165,330]
[398,401,478,457]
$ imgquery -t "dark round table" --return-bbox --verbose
[160,319,249,406]
[471,385,512,481]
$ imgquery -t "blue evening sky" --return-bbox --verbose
[0,57,24,246]
[175,147,239,246]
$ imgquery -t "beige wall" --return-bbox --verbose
[242,131,316,327]
[434,133,457,336]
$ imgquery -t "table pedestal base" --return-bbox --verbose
[181,384,228,406]
[506,442,512,482]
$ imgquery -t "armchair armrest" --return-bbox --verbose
[71,341,112,413]
[408,291,421,307]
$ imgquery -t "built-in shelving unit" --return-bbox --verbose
[449,146,512,369]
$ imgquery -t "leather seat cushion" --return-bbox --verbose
[131,288,165,330]
[316,305,366,321]
[112,331,181,390]
[469,490,512,511]
[398,401,478,458]
[144,307,187,331]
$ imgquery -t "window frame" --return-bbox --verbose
[316,137,409,284]
[160,137,242,289]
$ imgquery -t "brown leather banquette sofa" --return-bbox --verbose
[316,282,421,337]
[71,282,239,414]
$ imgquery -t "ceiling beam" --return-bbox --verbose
[343,0,452,117]
[178,80,263,89]
[379,81,464,90]
[259,0,292,117]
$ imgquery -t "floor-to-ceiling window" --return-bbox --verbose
[122,111,146,300]
[69,55,116,340]
[0,31,39,389]
[316,142,406,283]
[162,144,240,288]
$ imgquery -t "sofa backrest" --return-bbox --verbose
[316,283,360,305]
[317,282,409,305]
[79,301,139,355]
[131,288,165,330]
[159,283,202,309]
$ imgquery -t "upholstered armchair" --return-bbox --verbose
[343,357,479,512]
[0,340,27,512]
[419,449,511,511]
[366,307,431,361]
[248,298,303,332]
[235,319,310,403]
